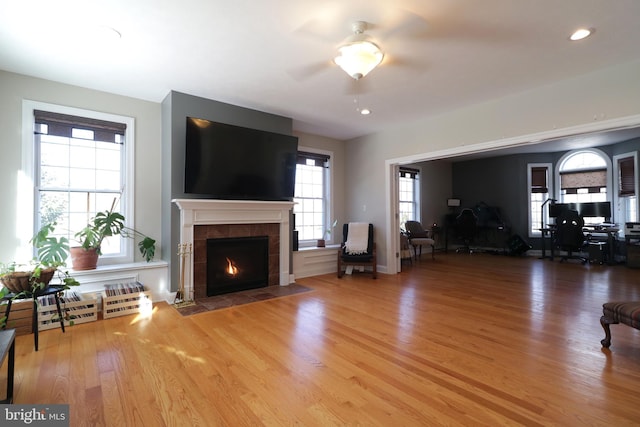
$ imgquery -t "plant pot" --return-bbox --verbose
[70,247,99,271]
[0,267,56,293]
[317,239,326,247]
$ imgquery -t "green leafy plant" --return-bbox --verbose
[31,222,70,266]
[0,223,81,328]
[73,199,156,262]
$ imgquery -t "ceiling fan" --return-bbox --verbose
[334,21,385,80]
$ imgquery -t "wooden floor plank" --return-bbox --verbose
[3,253,640,425]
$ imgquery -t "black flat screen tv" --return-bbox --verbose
[184,117,298,201]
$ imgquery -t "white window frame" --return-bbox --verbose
[555,148,612,225]
[20,100,135,266]
[527,163,553,238]
[398,166,421,229]
[613,151,639,234]
[293,146,333,248]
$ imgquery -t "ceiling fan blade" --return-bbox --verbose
[382,53,428,74]
[287,60,334,82]
[378,9,430,42]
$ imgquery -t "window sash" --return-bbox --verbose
[619,156,635,196]
[294,151,331,243]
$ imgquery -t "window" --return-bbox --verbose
[558,149,611,225]
[23,101,135,265]
[614,153,638,229]
[399,167,420,229]
[527,164,552,236]
[294,150,331,245]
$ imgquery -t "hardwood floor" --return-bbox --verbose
[3,253,640,426]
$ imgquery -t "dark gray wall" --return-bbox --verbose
[160,91,293,290]
[450,138,640,249]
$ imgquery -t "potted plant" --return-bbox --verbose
[71,199,156,270]
[0,222,80,302]
[0,222,81,328]
[317,220,338,248]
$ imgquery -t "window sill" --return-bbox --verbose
[296,244,340,253]
[69,260,168,277]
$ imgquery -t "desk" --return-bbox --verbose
[585,227,619,265]
[541,226,619,264]
[0,329,15,403]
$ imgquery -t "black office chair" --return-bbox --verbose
[337,223,376,279]
[555,209,588,264]
[455,208,478,253]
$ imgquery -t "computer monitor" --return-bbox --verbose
[576,201,612,221]
[549,201,611,222]
[548,203,575,218]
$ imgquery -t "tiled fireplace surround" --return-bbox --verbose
[173,199,294,301]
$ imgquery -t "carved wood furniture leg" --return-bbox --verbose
[600,301,640,349]
[600,315,615,348]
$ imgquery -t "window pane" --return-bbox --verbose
[399,173,418,228]
[69,167,96,188]
[40,165,69,188]
[69,143,96,169]
[294,158,328,242]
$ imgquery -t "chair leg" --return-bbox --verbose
[431,244,435,260]
[54,293,65,333]
[2,300,12,330]
[32,298,39,351]
[337,252,343,278]
[600,315,616,348]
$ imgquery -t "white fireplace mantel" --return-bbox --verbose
[172,199,295,300]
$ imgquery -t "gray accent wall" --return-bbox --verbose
[161,91,293,291]
[450,138,640,248]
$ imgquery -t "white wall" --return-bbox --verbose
[0,70,162,263]
[293,131,346,234]
[345,60,640,269]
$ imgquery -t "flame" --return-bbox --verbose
[225,257,238,276]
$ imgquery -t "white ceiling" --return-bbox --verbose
[1,0,640,146]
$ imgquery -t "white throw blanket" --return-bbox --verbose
[345,222,369,254]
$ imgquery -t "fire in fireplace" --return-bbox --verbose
[206,236,269,296]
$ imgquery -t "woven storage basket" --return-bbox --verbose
[0,267,56,293]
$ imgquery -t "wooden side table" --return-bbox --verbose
[0,329,15,403]
[2,285,66,351]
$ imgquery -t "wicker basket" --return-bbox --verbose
[0,267,56,293]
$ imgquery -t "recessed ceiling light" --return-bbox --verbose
[570,28,594,41]
[360,108,371,115]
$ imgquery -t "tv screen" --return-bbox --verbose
[184,117,298,201]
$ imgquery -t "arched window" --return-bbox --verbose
[557,149,611,225]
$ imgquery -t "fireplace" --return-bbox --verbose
[172,199,295,301]
[207,236,269,296]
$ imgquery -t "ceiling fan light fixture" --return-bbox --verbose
[334,40,384,80]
